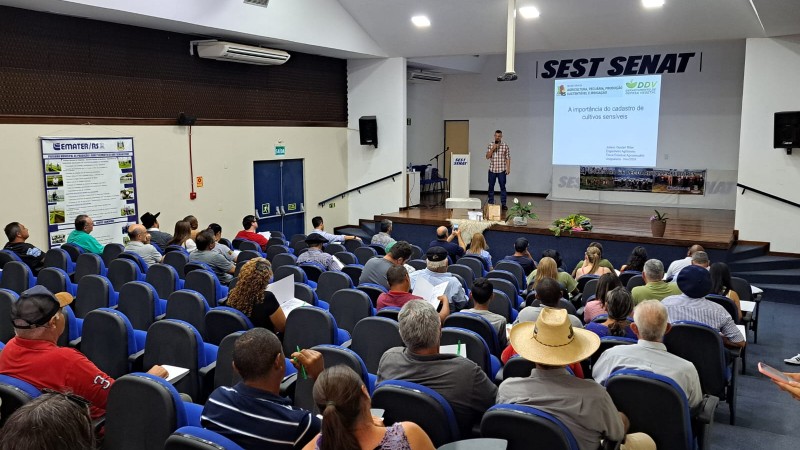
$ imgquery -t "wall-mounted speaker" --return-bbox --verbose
[178,112,197,126]
[774,111,800,151]
[359,116,378,148]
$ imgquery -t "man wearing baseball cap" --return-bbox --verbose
[141,211,172,249]
[409,246,468,311]
[0,286,167,419]
[498,308,655,450]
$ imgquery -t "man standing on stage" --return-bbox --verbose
[486,130,511,211]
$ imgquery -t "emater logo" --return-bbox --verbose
[453,157,468,166]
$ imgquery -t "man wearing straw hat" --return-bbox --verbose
[498,307,655,450]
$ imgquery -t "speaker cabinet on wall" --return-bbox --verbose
[359,116,378,148]
[774,111,800,152]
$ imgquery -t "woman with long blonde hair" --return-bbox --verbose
[575,246,611,279]
[225,258,286,333]
[466,233,493,271]
[527,256,578,298]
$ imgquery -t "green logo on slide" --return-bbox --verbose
[625,80,638,89]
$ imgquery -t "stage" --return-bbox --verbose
[374,195,737,270]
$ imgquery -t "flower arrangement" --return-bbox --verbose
[650,209,668,222]
[508,198,538,220]
[549,213,592,237]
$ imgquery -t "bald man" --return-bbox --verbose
[428,225,465,263]
[124,224,162,266]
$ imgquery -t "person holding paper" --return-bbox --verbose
[485,129,510,210]
[409,247,468,311]
[225,258,286,334]
[378,265,449,323]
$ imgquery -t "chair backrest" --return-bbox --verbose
[102,243,125,267]
[60,243,84,263]
[56,305,80,347]
[298,262,325,282]
[334,251,358,266]
[237,240,263,254]
[0,289,19,343]
[316,271,354,303]
[117,281,163,331]
[447,264,476,289]
[291,240,309,254]
[372,380,460,447]
[487,269,520,291]
[166,290,211,338]
[145,263,182,300]
[351,316,403,373]
[266,245,290,262]
[324,242,346,255]
[488,290,514,322]
[165,426,245,450]
[294,282,318,306]
[271,253,297,272]
[441,327,493,378]
[626,275,645,291]
[36,267,74,296]
[495,261,526,290]
[184,270,227,308]
[108,258,143,292]
[292,344,372,412]
[456,256,484,276]
[143,320,213,402]
[706,294,740,323]
[282,306,337,357]
[164,251,190,280]
[444,312,500,356]
[204,307,253,346]
[354,246,378,265]
[104,372,187,450]
[0,261,35,294]
[0,374,41,427]
[487,278,520,310]
[117,251,150,273]
[43,248,73,272]
[582,278,599,301]
[407,259,427,271]
[218,238,233,249]
[213,331,245,389]
[0,249,22,269]
[481,404,580,450]
[341,264,363,286]
[729,277,753,302]
[290,234,307,246]
[376,307,401,321]
[368,244,387,256]
[408,244,424,260]
[329,289,374,334]
[82,308,139,378]
[617,270,642,287]
[74,274,116,318]
[164,245,190,256]
[663,321,728,397]
[606,369,695,450]
[275,265,308,285]
[527,297,578,316]
[267,236,287,248]
[357,283,388,308]
[344,238,363,253]
[502,355,536,379]
[576,274,600,292]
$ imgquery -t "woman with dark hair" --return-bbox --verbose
[541,249,565,271]
[585,287,636,339]
[583,272,623,323]
[709,262,741,320]
[226,258,286,333]
[166,220,196,252]
[303,366,435,450]
[0,391,95,450]
[620,246,648,273]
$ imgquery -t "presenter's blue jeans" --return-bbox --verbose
[488,171,507,206]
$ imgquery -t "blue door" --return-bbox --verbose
[252,159,305,238]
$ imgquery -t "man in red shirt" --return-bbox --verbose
[234,214,268,251]
[0,286,167,419]
[377,265,449,323]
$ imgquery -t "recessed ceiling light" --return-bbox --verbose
[518,6,540,19]
[411,15,431,27]
[642,0,665,8]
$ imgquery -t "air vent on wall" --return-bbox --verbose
[192,41,290,66]
[407,71,444,83]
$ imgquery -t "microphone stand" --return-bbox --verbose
[428,147,449,207]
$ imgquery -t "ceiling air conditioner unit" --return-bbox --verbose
[408,71,444,83]
[195,41,290,66]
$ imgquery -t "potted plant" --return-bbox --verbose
[650,209,668,237]
[549,214,592,236]
[507,198,538,226]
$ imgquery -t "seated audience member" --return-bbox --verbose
[297,234,344,271]
[234,215,268,251]
[166,220,196,252]
[664,244,704,280]
[189,229,235,285]
[527,256,577,297]
[202,329,323,449]
[377,300,497,438]
[0,286,167,420]
[428,226,465,263]
[499,237,536,276]
[226,258,286,334]
[377,265,449,322]
[141,211,172,249]
[631,259,681,305]
[461,278,507,348]
[498,308,655,450]
[66,214,104,255]
[303,365,435,450]
[542,248,566,272]
[583,272,623,323]
[184,215,200,239]
[691,251,710,269]
[619,246,648,273]
[572,242,614,276]
[592,300,703,409]
[309,216,361,243]
[585,287,637,339]
[0,391,95,450]
[208,223,236,262]
[360,241,413,289]
[370,219,397,250]
[3,222,45,275]
[662,265,745,349]
[409,247,468,311]
[517,277,583,328]
[574,246,612,280]
[123,224,162,266]
[465,233,493,271]
[709,262,741,319]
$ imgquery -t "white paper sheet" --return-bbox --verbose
[440,344,467,358]
[412,277,448,307]
[740,301,756,313]
[161,365,190,383]
[268,275,305,315]
[736,325,747,341]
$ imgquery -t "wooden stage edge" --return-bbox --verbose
[375,197,736,250]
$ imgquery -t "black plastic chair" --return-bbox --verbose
[164,251,189,281]
[368,244,387,256]
[730,276,759,343]
[43,248,74,273]
[618,271,642,287]
[184,270,228,308]
[60,243,84,264]
[204,307,253,346]
[342,265,363,286]
[441,327,499,379]
[282,306,346,357]
[145,263,183,300]
[357,283,387,308]
[344,239,363,253]
[372,380,460,447]
[0,375,40,427]
[275,265,308,284]
[488,290,515,322]
[329,289,374,334]
[324,242,346,255]
[354,246,378,265]
[166,290,211,339]
[294,282,318,306]
[576,274,600,293]
[0,261,36,295]
[526,296,578,316]
[626,275,645,291]
[107,258,143,292]
[444,312,501,357]
[238,240,263,254]
[316,271,354,303]
[117,251,151,273]
[238,249,263,264]
[299,262,325,283]
[447,264,476,289]
[409,244,424,260]
[0,249,22,270]
[165,426,244,450]
[407,259,427,271]
[350,316,403,374]
[502,355,536,379]
[74,274,117,318]
[266,245,290,262]
[487,269,521,292]
[376,307,401,321]
[36,267,76,296]
[457,256,484,278]
[481,404,582,450]
[0,289,18,343]
[271,253,297,272]
[495,260,526,290]
[81,308,146,378]
[289,234,307,246]
[102,243,125,267]
[334,251,358,266]
[117,281,165,331]
[213,331,245,390]
[488,278,522,309]
[582,278,600,303]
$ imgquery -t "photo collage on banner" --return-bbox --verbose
[579,166,706,195]
[41,137,138,248]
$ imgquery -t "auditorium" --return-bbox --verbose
[1,1,799,449]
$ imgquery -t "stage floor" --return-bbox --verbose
[377,195,736,250]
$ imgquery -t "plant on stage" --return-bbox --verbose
[508,198,538,220]
[549,213,592,237]
[650,210,668,223]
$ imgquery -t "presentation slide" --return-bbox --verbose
[552,75,662,166]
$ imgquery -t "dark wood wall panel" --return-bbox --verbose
[0,6,347,125]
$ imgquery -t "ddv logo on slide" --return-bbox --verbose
[454,157,468,165]
[625,80,658,93]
